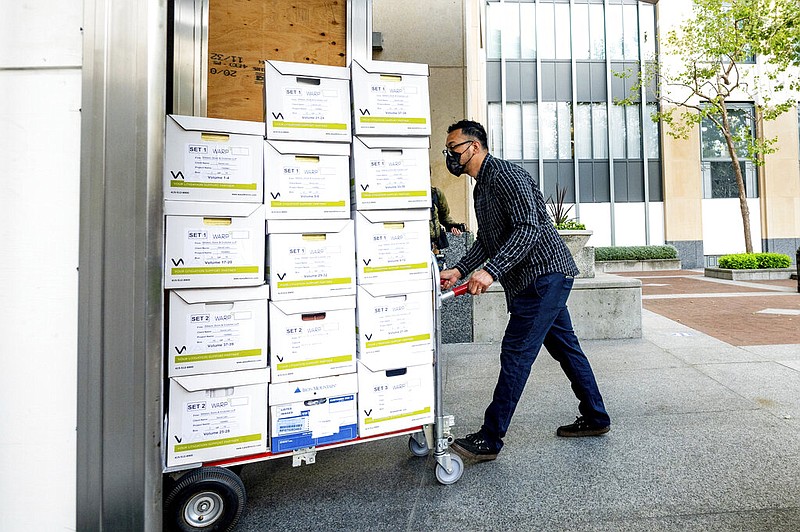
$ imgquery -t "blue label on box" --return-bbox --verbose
[271,423,358,453]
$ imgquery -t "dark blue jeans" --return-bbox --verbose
[481,273,610,451]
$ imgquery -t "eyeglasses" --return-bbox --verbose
[442,140,474,158]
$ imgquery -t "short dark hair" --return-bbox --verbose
[447,120,488,150]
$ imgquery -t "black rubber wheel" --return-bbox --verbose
[164,467,246,532]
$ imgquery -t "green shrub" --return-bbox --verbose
[594,245,679,261]
[717,252,791,269]
[555,219,586,230]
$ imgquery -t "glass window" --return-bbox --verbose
[592,103,608,158]
[575,102,607,159]
[538,3,555,59]
[574,104,592,159]
[488,102,504,158]
[700,103,758,198]
[505,103,523,160]
[610,104,625,159]
[502,2,521,60]
[541,102,573,160]
[486,3,502,60]
[554,4,571,60]
[607,5,623,61]
[641,4,656,60]
[589,4,605,60]
[557,102,573,159]
[626,104,641,158]
[520,3,536,60]
[700,106,752,159]
[622,4,639,60]
[645,103,660,159]
[540,102,558,159]
[522,102,539,159]
[573,4,591,61]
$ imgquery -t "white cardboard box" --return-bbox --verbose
[357,359,434,437]
[355,280,434,367]
[354,209,432,285]
[266,219,356,301]
[351,136,431,210]
[167,368,269,467]
[269,373,358,453]
[165,201,266,289]
[164,115,264,203]
[351,60,431,136]
[264,140,350,219]
[269,295,356,383]
[167,285,269,377]
[264,60,352,142]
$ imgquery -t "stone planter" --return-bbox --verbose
[704,267,796,281]
[558,229,594,278]
[596,259,682,273]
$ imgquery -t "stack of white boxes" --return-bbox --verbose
[350,60,437,438]
[161,59,437,469]
[163,115,270,468]
[263,61,359,454]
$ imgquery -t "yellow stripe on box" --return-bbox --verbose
[364,407,431,425]
[272,121,348,130]
[172,266,259,275]
[174,433,262,453]
[363,262,427,274]
[277,354,352,371]
[271,200,346,208]
[175,349,262,364]
[170,181,258,190]
[276,277,352,289]
[361,191,427,199]
[359,117,427,125]
[365,333,431,349]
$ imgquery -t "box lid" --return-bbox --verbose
[270,295,355,316]
[266,60,350,80]
[269,373,358,404]
[357,352,433,373]
[168,114,265,136]
[352,59,429,77]
[171,285,269,306]
[356,209,430,224]
[266,218,353,234]
[266,140,351,157]
[172,368,269,393]
[353,136,430,150]
[164,200,265,218]
[358,279,433,298]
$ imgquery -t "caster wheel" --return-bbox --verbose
[408,434,429,457]
[435,454,464,485]
[164,466,246,532]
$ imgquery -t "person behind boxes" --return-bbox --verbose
[439,120,611,462]
[430,186,466,271]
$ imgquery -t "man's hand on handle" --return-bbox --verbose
[440,267,493,296]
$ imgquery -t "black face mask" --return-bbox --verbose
[445,147,474,176]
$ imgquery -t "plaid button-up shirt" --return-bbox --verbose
[453,154,578,306]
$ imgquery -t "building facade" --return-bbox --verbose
[375,0,800,268]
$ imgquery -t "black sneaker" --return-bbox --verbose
[556,416,610,437]
[450,431,499,461]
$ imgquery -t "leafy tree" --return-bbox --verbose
[619,0,800,253]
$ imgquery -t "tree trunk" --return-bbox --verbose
[719,105,754,253]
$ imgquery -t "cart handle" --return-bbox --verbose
[440,283,469,301]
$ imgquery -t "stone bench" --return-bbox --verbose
[438,234,642,343]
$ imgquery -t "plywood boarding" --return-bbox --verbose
[208,0,347,121]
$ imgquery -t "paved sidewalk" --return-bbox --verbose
[618,269,800,346]
[236,279,800,531]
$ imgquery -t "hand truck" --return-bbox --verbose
[162,259,468,531]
